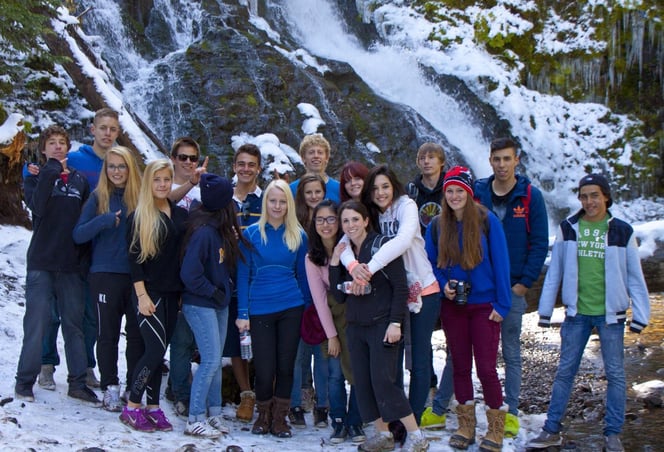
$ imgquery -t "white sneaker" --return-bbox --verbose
[208,415,230,433]
[102,385,122,412]
[184,420,222,438]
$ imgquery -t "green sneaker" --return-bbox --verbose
[419,407,446,430]
[504,412,519,438]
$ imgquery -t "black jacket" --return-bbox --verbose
[329,232,408,326]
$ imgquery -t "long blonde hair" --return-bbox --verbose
[130,159,173,264]
[258,179,303,252]
[96,146,141,215]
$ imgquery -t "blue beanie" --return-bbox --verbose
[200,174,233,211]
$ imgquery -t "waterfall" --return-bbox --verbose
[271,0,491,175]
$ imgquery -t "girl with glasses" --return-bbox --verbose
[73,146,142,413]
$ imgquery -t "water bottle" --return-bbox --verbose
[240,331,252,360]
[336,281,372,294]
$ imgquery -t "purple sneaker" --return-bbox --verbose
[145,408,173,432]
[120,407,156,432]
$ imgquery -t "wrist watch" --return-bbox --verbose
[390,322,401,328]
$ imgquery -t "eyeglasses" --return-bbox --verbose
[176,154,199,162]
[107,164,128,172]
[315,216,337,225]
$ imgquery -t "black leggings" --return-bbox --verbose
[128,289,178,405]
[89,272,142,391]
[250,305,304,401]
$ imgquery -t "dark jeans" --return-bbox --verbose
[128,289,178,406]
[16,271,87,390]
[90,272,142,391]
[250,305,303,402]
[169,310,196,402]
[41,280,97,369]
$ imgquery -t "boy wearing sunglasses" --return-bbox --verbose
[168,136,208,209]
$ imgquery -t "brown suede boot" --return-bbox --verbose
[251,399,273,435]
[449,402,476,450]
[236,390,256,423]
[479,407,507,452]
[271,397,293,438]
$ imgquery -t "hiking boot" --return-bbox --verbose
[330,419,348,444]
[420,406,446,429]
[145,408,173,431]
[314,406,329,427]
[348,424,366,443]
[68,386,102,407]
[271,397,293,438]
[14,385,35,402]
[449,401,475,450]
[102,385,122,412]
[120,406,156,432]
[236,390,255,423]
[208,415,230,434]
[184,420,221,438]
[38,364,56,391]
[527,429,562,448]
[479,407,506,452]
[301,387,315,412]
[86,367,101,388]
[604,434,625,452]
[504,412,519,438]
[358,433,395,452]
[402,434,429,452]
[174,399,189,418]
[288,406,306,428]
[252,399,273,435]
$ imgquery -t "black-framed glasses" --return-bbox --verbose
[315,216,337,225]
[107,164,128,172]
[176,154,199,162]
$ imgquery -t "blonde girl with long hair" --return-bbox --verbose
[121,159,188,432]
[73,146,143,413]
[236,179,310,439]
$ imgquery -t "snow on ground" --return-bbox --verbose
[1,221,662,451]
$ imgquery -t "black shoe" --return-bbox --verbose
[288,406,306,428]
[314,406,329,427]
[68,386,102,407]
[347,424,366,444]
[14,385,35,402]
[330,419,347,444]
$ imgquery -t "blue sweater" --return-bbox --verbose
[237,223,310,318]
[68,144,103,189]
[73,188,130,274]
[180,220,233,310]
[474,175,549,288]
[424,211,512,318]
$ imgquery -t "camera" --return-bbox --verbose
[449,280,471,305]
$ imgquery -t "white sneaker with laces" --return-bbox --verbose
[185,420,222,438]
[208,415,230,433]
[102,385,122,412]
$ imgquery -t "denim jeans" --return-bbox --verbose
[432,349,454,415]
[543,314,626,436]
[41,300,60,366]
[182,304,228,422]
[169,310,196,402]
[291,340,328,408]
[501,292,526,415]
[408,293,441,423]
[328,355,362,426]
[16,271,87,390]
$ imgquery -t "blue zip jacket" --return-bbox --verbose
[73,188,130,274]
[424,211,512,318]
[474,175,548,288]
[181,220,233,310]
[538,210,650,332]
[237,223,310,319]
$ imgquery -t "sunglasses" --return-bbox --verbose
[176,154,199,162]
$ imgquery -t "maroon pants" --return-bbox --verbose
[441,300,503,409]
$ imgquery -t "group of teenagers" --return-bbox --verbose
[14,107,650,452]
